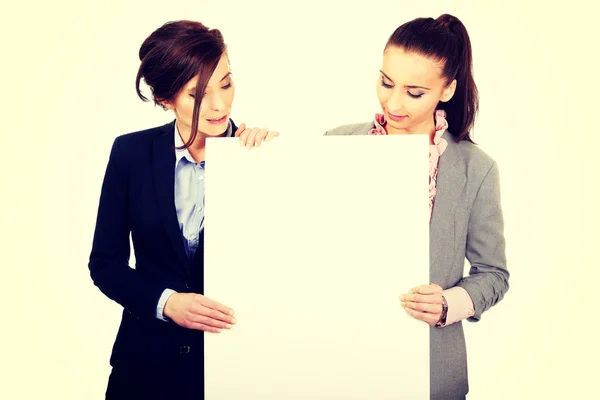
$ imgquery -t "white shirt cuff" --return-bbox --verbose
[156,288,177,321]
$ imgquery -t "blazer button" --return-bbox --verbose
[179,345,191,355]
[185,283,191,289]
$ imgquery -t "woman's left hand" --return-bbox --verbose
[235,123,279,149]
[400,283,444,327]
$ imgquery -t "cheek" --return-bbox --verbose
[410,98,439,119]
[186,105,198,119]
[376,86,388,105]
[197,102,208,117]
[224,87,235,107]
[178,98,195,119]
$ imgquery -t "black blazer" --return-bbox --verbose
[89,119,237,367]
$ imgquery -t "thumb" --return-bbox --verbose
[234,123,246,137]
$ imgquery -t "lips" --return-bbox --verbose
[207,115,228,125]
[387,111,407,122]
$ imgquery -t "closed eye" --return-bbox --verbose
[189,83,232,98]
[380,77,393,89]
[408,91,424,99]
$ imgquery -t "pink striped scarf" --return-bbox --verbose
[368,109,449,222]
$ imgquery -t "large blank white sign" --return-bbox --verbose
[204,135,430,399]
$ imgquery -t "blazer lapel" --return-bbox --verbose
[429,132,466,285]
[153,121,190,272]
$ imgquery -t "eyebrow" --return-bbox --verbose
[219,72,232,82]
[187,72,232,92]
[379,70,431,90]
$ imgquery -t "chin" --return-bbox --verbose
[203,130,228,137]
[386,119,407,130]
[200,122,229,136]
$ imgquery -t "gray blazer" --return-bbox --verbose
[325,122,509,400]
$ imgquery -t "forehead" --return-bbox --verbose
[209,53,230,84]
[381,46,445,86]
[183,53,230,89]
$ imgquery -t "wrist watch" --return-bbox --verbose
[435,296,448,327]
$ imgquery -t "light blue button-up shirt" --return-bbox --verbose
[156,121,233,321]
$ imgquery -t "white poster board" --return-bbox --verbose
[204,135,430,399]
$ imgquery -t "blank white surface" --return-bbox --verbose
[204,135,430,399]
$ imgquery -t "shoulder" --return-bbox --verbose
[106,121,175,171]
[446,133,499,186]
[113,120,175,148]
[324,122,374,136]
[457,140,495,169]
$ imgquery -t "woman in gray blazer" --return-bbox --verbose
[325,14,509,400]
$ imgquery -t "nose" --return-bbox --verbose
[386,89,404,114]
[206,91,225,111]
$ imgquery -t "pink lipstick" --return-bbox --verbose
[207,115,228,125]
[388,112,407,122]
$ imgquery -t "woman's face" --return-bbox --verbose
[376,46,455,135]
[166,53,235,140]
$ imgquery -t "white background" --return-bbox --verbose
[1,0,598,398]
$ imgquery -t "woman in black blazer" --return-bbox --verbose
[88,20,277,399]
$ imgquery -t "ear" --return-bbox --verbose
[158,98,175,111]
[440,79,457,103]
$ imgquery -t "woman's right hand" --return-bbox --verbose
[235,123,280,149]
[163,293,236,333]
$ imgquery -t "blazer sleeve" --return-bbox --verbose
[456,161,509,321]
[88,137,167,319]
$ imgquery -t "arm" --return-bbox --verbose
[455,161,509,321]
[88,137,168,320]
[402,162,508,326]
